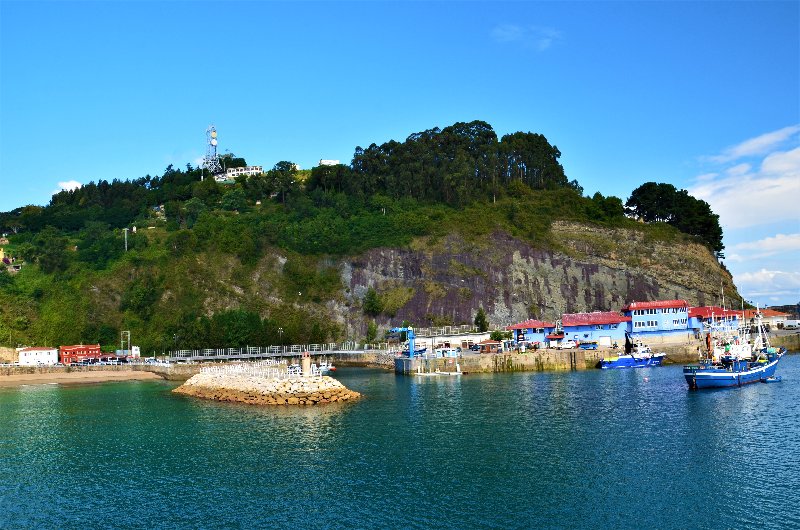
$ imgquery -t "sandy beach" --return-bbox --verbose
[0,370,163,387]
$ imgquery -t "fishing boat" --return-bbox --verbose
[318,360,336,374]
[600,343,666,369]
[683,311,785,390]
[402,347,428,357]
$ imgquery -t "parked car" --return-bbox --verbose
[558,340,577,350]
[469,344,480,352]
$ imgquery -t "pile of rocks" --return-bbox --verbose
[172,372,361,406]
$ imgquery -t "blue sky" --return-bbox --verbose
[1,1,798,306]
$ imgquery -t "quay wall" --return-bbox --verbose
[772,333,800,351]
[333,351,396,369]
[392,340,730,375]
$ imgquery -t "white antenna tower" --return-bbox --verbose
[202,125,223,178]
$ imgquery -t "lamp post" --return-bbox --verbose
[278,327,284,345]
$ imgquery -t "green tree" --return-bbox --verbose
[490,330,511,341]
[267,161,299,204]
[183,197,208,228]
[221,188,247,211]
[626,182,724,252]
[28,226,69,273]
[474,307,489,332]
[76,222,122,268]
[192,178,221,205]
[366,320,378,342]
[363,287,383,316]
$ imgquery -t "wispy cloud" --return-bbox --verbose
[731,233,800,257]
[52,180,82,195]
[690,145,800,230]
[491,24,562,51]
[734,268,800,301]
[691,127,800,304]
[706,124,800,163]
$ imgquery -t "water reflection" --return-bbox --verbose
[1,360,799,529]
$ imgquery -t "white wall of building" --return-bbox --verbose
[17,348,59,366]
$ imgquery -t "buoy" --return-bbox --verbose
[644,377,649,382]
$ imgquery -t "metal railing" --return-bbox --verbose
[199,359,326,379]
[168,341,385,362]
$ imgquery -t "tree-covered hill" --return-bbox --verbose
[0,120,729,353]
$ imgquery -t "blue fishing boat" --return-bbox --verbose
[683,311,785,390]
[403,347,428,357]
[600,344,666,369]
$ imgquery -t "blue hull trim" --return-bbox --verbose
[600,354,665,369]
[683,353,783,389]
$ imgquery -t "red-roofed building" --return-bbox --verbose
[687,306,740,334]
[561,312,629,347]
[505,319,556,345]
[741,309,789,328]
[623,299,691,340]
[621,300,688,311]
[59,344,101,365]
[688,306,739,319]
[477,339,502,354]
[17,346,59,366]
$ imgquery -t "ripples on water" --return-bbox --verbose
[1,356,799,529]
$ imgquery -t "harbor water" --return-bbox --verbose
[2,355,800,529]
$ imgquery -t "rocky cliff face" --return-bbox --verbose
[339,221,737,332]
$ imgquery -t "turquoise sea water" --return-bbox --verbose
[2,356,799,529]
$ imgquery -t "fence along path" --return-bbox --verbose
[168,342,393,362]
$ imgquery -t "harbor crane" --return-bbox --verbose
[389,326,417,357]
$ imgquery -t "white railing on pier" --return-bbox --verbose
[199,359,327,379]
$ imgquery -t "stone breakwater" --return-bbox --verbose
[172,373,361,406]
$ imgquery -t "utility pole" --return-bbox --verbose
[123,228,128,252]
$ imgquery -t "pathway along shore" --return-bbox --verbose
[0,370,162,387]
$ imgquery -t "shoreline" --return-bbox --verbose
[0,370,164,387]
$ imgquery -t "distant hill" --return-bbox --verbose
[0,120,734,353]
[768,304,800,318]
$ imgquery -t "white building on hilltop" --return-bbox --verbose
[17,347,59,366]
[318,159,340,166]
[215,166,263,183]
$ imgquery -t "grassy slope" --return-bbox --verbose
[0,190,731,352]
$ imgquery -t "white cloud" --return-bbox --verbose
[491,24,562,51]
[735,268,800,300]
[52,180,82,195]
[732,233,800,257]
[690,146,800,229]
[708,124,800,163]
[725,163,750,177]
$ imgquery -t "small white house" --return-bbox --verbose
[17,347,59,366]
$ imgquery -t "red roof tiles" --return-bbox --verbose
[506,319,555,331]
[562,312,630,326]
[688,306,740,319]
[621,299,688,311]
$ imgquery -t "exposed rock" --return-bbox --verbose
[172,373,361,406]
[342,225,737,331]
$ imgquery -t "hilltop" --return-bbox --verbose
[0,120,733,353]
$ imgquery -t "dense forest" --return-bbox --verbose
[0,120,725,353]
